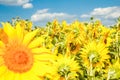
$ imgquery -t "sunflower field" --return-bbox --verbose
[0,18,120,80]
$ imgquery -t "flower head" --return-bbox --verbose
[80,41,110,68]
[0,22,54,80]
[50,54,80,80]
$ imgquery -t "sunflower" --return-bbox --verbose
[49,54,80,80]
[100,26,113,47]
[80,41,110,68]
[0,22,54,80]
[66,32,81,55]
[108,60,120,79]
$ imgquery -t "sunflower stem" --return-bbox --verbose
[89,56,94,80]
[107,69,110,80]
[65,73,69,80]
[90,62,94,80]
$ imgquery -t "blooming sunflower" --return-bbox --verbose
[0,22,54,80]
[66,32,81,55]
[50,54,80,80]
[108,60,120,79]
[100,26,113,47]
[80,41,110,68]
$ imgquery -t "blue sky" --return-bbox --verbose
[0,0,120,26]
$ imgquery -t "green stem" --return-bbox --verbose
[107,69,110,80]
[89,57,94,80]
[65,74,68,80]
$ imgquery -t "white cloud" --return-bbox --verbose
[22,3,33,9]
[80,14,90,18]
[31,9,76,23]
[0,0,33,9]
[80,6,120,25]
[36,9,49,14]
[81,6,120,19]
[0,0,29,6]
[91,7,117,16]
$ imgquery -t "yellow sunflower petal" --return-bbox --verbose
[0,58,4,66]
[32,62,47,76]
[0,66,7,76]
[34,54,55,62]
[16,23,24,41]
[31,47,51,54]
[21,70,40,80]
[32,62,54,77]
[4,70,14,80]
[2,22,16,39]
[23,29,39,45]
[0,41,5,48]
[29,75,41,80]
[21,72,32,80]
[14,73,21,80]
[28,37,44,49]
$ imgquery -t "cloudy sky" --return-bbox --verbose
[0,0,120,26]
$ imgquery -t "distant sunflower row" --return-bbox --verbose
[0,18,120,80]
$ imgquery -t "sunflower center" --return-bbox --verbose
[88,51,100,63]
[3,41,33,73]
[14,51,28,64]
